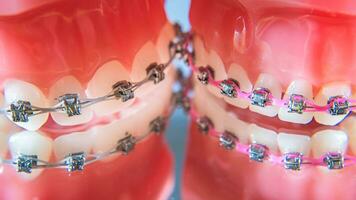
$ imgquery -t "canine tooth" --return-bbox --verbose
[341,116,356,154]
[224,63,253,109]
[311,130,348,158]
[278,133,311,156]
[54,131,92,159]
[278,79,313,124]
[156,22,175,62]
[49,76,93,126]
[193,36,209,67]
[0,132,8,157]
[4,79,49,131]
[206,50,228,98]
[248,124,278,153]
[194,82,226,132]
[224,112,249,144]
[249,73,282,117]
[9,131,52,179]
[314,82,351,126]
[131,42,161,98]
[86,60,133,116]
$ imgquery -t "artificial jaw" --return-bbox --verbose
[185,0,356,199]
[0,0,177,199]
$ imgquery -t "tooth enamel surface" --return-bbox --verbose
[0,93,13,132]
[193,36,209,66]
[4,79,49,131]
[224,63,253,109]
[49,76,93,126]
[206,50,228,98]
[248,124,278,153]
[278,79,313,124]
[54,131,92,159]
[9,131,52,179]
[249,73,282,117]
[124,69,174,136]
[341,116,356,154]
[314,82,351,126]
[194,81,226,132]
[0,132,8,157]
[224,112,249,144]
[311,130,348,158]
[131,41,161,98]
[156,22,175,63]
[277,133,311,156]
[86,60,133,116]
[91,119,130,155]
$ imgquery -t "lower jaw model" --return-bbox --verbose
[0,0,356,199]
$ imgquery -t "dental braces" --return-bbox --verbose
[0,24,193,124]
[1,115,168,174]
[185,102,356,170]
[187,58,356,117]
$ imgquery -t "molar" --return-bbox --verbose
[86,60,133,116]
[49,76,93,126]
[206,50,228,98]
[311,130,348,158]
[277,133,311,156]
[278,79,313,124]
[223,112,249,144]
[314,82,351,126]
[54,131,93,160]
[4,79,49,131]
[9,131,52,180]
[248,124,278,153]
[224,63,253,109]
[249,73,282,117]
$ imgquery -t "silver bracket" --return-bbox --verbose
[323,152,344,169]
[146,63,165,84]
[248,143,267,162]
[219,78,240,98]
[149,116,166,134]
[14,154,38,174]
[196,116,213,134]
[112,80,134,102]
[283,152,303,170]
[64,152,86,172]
[10,100,34,122]
[250,88,272,107]
[327,96,349,115]
[197,66,214,85]
[58,93,81,117]
[219,131,237,150]
[287,94,306,114]
[116,134,136,155]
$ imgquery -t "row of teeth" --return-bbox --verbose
[0,61,175,180]
[193,36,355,126]
[193,83,356,170]
[0,23,176,132]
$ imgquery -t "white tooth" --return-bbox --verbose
[4,79,49,131]
[194,82,226,132]
[278,79,313,124]
[224,112,249,144]
[248,124,278,153]
[193,36,209,66]
[122,69,175,136]
[0,93,13,132]
[91,119,130,155]
[341,116,356,154]
[86,60,133,116]
[277,133,311,156]
[130,41,161,98]
[314,82,351,126]
[206,50,228,98]
[9,131,52,179]
[249,73,282,117]
[224,63,253,109]
[0,132,9,157]
[54,131,92,160]
[156,22,175,63]
[49,76,93,126]
[311,130,348,158]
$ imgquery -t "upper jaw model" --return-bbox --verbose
[184,0,356,199]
